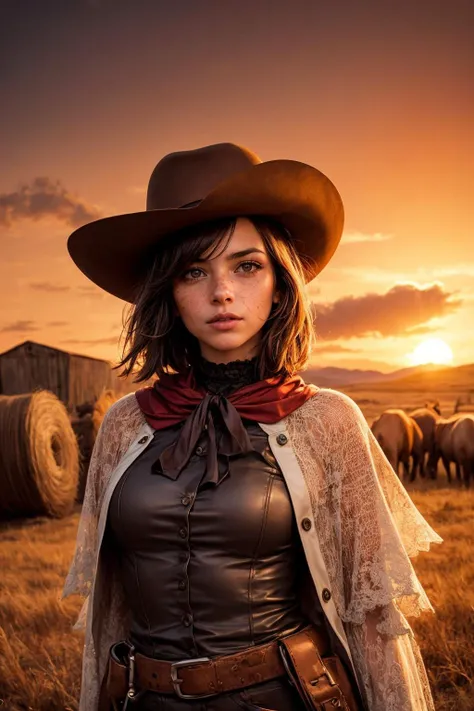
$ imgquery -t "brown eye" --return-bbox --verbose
[237,261,262,273]
[183,267,204,280]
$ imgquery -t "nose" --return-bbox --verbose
[211,276,234,304]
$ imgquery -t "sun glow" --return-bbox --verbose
[407,338,454,366]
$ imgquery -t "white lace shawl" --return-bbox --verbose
[61,388,443,711]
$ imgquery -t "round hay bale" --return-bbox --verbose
[0,390,79,518]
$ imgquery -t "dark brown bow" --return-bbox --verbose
[157,392,254,486]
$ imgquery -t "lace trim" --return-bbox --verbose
[193,355,259,396]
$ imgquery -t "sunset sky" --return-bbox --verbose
[1,0,473,373]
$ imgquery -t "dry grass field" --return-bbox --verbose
[0,381,473,710]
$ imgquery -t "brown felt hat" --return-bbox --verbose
[67,142,344,302]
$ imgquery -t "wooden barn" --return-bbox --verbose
[0,340,153,415]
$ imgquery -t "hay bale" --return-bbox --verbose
[0,390,79,518]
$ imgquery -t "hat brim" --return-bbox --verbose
[67,159,344,302]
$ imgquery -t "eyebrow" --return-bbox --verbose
[194,248,267,263]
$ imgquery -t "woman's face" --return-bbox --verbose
[172,217,279,363]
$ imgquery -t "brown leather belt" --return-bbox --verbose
[103,623,330,704]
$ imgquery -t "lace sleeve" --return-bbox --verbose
[345,606,436,711]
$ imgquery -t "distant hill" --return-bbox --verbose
[343,362,474,393]
[303,362,444,387]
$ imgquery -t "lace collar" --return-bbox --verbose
[193,355,260,396]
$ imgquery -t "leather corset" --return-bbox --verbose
[106,357,311,659]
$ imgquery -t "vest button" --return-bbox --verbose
[276,433,288,446]
[301,517,312,531]
[195,445,204,455]
[138,436,149,444]
[181,496,191,506]
[178,579,186,591]
[322,588,332,602]
[182,614,193,627]
[179,527,187,539]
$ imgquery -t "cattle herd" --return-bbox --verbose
[370,403,474,487]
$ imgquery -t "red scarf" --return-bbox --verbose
[135,367,318,486]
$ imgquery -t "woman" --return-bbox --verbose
[62,143,442,711]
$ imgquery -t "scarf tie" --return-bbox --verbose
[135,367,318,486]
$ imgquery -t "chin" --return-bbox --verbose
[197,331,258,357]
[204,336,248,351]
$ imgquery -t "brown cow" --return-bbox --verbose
[433,413,465,484]
[451,414,474,487]
[409,405,441,478]
[409,418,425,481]
[371,409,423,480]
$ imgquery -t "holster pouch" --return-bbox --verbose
[278,627,361,711]
[98,641,137,711]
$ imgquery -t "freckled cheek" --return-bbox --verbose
[174,292,209,333]
[240,277,274,314]
[174,289,198,317]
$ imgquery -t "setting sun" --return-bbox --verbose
[407,338,454,366]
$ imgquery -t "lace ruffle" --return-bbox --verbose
[193,355,259,396]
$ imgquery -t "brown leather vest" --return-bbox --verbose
[107,415,312,659]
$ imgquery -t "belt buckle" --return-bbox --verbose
[170,657,214,699]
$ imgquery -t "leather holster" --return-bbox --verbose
[278,627,361,711]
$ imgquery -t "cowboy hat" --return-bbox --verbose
[67,142,344,302]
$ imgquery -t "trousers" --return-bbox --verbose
[125,677,306,711]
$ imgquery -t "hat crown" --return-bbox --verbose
[146,142,262,211]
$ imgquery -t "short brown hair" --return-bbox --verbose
[113,216,315,382]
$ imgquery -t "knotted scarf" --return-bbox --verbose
[134,365,318,486]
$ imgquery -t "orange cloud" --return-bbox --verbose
[0,320,39,333]
[0,177,102,228]
[61,336,120,347]
[313,344,361,354]
[313,283,462,339]
[342,231,392,244]
[30,282,71,293]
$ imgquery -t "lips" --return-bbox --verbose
[208,314,242,323]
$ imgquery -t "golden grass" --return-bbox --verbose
[0,484,472,710]
[408,485,474,710]
[0,513,84,711]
